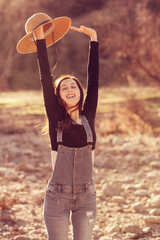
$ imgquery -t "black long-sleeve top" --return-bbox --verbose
[37,39,99,151]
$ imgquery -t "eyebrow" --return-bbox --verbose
[60,82,77,87]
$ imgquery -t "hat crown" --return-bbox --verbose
[25,13,52,34]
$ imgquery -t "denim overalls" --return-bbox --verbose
[43,115,96,240]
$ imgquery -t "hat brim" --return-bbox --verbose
[17,17,71,54]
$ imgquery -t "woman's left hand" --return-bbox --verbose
[70,25,97,41]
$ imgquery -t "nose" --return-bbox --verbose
[68,87,73,92]
[66,89,73,97]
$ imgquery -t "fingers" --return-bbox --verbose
[70,26,82,33]
[80,25,94,36]
[70,25,90,34]
[80,25,86,31]
[70,25,97,40]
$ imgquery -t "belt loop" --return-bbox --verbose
[60,184,63,192]
[84,183,89,191]
[57,184,61,193]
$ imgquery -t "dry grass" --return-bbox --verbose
[0,87,160,240]
[96,87,160,136]
[0,190,18,210]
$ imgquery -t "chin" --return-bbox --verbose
[67,101,78,107]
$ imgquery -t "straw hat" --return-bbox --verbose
[17,13,71,54]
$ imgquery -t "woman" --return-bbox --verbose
[34,20,99,240]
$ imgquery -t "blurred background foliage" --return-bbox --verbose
[1,0,160,89]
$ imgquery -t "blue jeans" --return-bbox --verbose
[43,183,96,240]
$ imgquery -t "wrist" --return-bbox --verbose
[35,34,45,40]
[91,34,97,41]
[34,27,45,40]
[36,37,45,40]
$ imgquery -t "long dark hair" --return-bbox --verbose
[42,74,85,136]
[54,74,84,131]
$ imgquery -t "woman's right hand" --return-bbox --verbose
[33,26,45,40]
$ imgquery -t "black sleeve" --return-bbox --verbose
[37,39,57,120]
[83,41,99,119]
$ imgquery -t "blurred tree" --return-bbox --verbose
[0,0,43,89]
[69,0,107,17]
[99,0,160,86]
[1,0,160,89]
[147,0,160,14]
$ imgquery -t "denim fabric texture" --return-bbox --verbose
[44,115,96,240]
[44,183,96,240]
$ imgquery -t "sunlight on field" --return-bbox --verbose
[0,91,42,105]
[97,87,160,113]
[98,87,160,103]
[0,87,160,115]
[0,91,44,114]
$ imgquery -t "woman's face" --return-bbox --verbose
[59,78,81,107]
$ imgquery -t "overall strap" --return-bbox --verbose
[81,115,93,144]
[56,116,93,144]
[57,129,63,144]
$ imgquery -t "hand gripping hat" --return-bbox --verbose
[17,13,71,54]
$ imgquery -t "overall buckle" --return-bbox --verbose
[88,143,93,150]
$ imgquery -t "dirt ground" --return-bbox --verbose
[1,88,160,240]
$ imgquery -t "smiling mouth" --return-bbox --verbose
[66,94,75,99]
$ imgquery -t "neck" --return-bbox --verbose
[67,107,81,123]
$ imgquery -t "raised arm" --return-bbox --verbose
[70,26,99,118]
[34,26,57,120]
